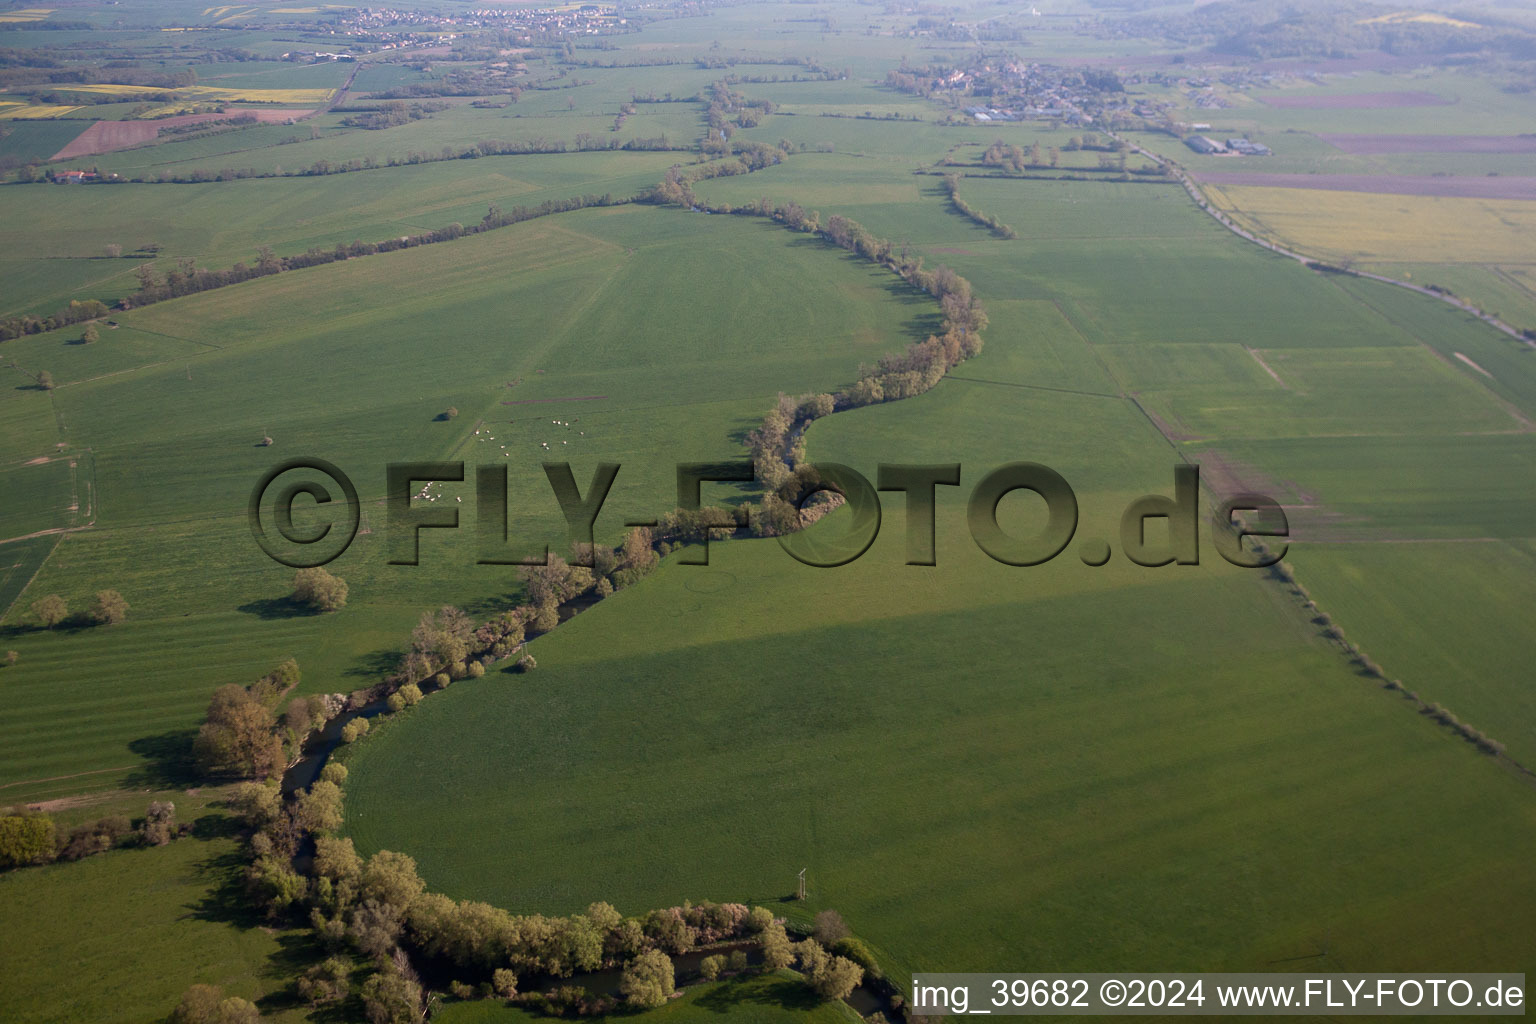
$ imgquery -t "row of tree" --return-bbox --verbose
[942,172,1017,239]
[115,192,630,312]
[0,800,178,871]
[28,589,128,628]
[0,298,110,342]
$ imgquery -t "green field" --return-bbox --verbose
[436,972,865,1023]
[0,806,311,1024]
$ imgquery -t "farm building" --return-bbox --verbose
[1184,135,1226,154]
[1226,137,1272,155]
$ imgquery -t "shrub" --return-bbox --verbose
[728,949,748,972]
[386,693,406,713]
[398,682,423,706]
[444,406,459,419]
[449,980,475,999]
[293,567,348,612]
[813,909,848,945]
[832,936,881,979]
[467,660,485,678]
[492,967,518,998]
[320,762,348,786]
[0,814,56,868]
[532,601,559,632]
[60,814,132,860]
[143,801,177,846]
[298,957,351,1007]
[341,718,370,743]
[434,672,451,687]
[4,650,16,667]
[515,654,537,673]
[700,953,726,980]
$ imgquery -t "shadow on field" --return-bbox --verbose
[236,595,312,620]
[125,728,200,789]
[254,931,334,1016]
[187,845,264,929]
[346,647,403,680]
[190,813,241,841]
[694,974,825,1014]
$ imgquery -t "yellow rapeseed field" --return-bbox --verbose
[0,104,82,119]
[1205,184,1536,265]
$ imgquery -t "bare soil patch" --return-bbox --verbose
[50,108,314,160]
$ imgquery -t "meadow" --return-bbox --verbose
[0,803,314,1024]
[0,204,923,801]
[437,973,864,1024]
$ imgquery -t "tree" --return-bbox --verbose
[143,800,176,845]
[700,954,726,980]
[31,594,67,628]
[492,968,518,998]
[295,780,344,834]
[89,589,129,625]
[228,781,283,830]
[195,685,283,779]
[620,526,657,572]
[531,601,558,632]
[0,814,56,868]
[810,955,863,1001]
[82,324,99,344]
[361,849,426,911]
[292,567,347,612]
[759,919,793,970]
[320,762,348,786]
[341,717,370,743]
[350,899,406,958]
[361,962,424,1024]
[36,370,54,391]
[620,949,674,1009]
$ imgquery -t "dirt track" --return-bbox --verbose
[49,108,316,161]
